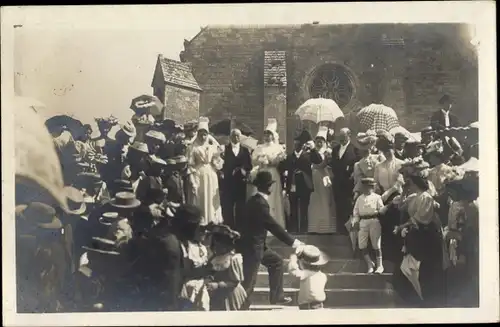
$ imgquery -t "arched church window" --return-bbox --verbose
[309,64,354,108]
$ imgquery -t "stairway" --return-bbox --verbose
[249,234,397,310]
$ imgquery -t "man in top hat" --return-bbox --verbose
[164,155,189,205]
[239,171,307,308]
[282,129,322,233]
[328,127,359,235]
[430,94,460,130]
[15,202,70,313]
[393,132,409,160]
[221,128,253,231]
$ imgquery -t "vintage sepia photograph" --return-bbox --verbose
[2,2,498,326]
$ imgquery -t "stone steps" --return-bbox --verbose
[250,287,397,308]
[256,271,392,290]
[258,259,395,274]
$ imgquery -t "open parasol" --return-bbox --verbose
[295,98,344,124]
[130,94,164,116]
[357,103,399,132]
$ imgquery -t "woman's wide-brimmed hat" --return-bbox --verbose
[128,141,149,154]
[376,130,395,149]
[206,223,241,243]
[145,130,167,144]
[356,131,377,150]
[110,192,141,209]
[64,186,87,215]
[252,171,275,188]
[299,245,329,266]
[361,177,377,186]
[82,237,120,256]
[445,173,479,201]
[399,157,430,177]
[16,202,63,229]
[172,204,202,225]
[113,179,134,193]
[197,116,210,132]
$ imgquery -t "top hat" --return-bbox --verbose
[315,126,328,141]
[145,130,167,143]
[129,141,149,154]
[82,237,120,256]
[264,118,278,133]
[110,192,141,209]
[394,132,409,141]
[197,117,210,132]
[173,204,202,225]
[17,202,63,229]
[295,129,313,144]
[361,177,377,186]
[252,170,275,189]
[298,245,329,266]
[121,121,137,138]
[439,94,452,105]
[64,186,87,215]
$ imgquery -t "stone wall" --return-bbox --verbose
[162,85,200,123]
[182,23,478,145]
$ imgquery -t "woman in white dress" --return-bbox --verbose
[186,117,224,226]
[308,126,336,234]
[248,118,287,228]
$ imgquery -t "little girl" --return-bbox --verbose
[288,245,328,310]
[205,224,247,311]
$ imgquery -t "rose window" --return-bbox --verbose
[309,64,354,108]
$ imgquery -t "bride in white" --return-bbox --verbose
[248,118,287,228]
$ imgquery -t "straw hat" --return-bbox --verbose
[16,202,63,229]
[361,177,377,186]
[145,130,167,143]
[110,192,141,209]
[15,102,67,210]
[197,117,210,132]
[128,141,149,154]
[82,237,120,256]
[298,245,328,266]
[64,186,87,215]
[121,121,137,138]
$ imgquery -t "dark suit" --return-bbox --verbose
[430,110,460,131]
[221,143,252,231]
[282,149,322,233]
[239,193,296,308]
[394,148,407,161]
[329,142,359,234]
[164,172,188,204]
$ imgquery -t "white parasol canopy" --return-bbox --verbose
[295,98,344,124]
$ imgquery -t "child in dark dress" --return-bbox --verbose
[205,224,247,311]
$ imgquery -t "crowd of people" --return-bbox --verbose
[15,93,479,312]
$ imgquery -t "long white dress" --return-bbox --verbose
[186,140,224,226]
[308,147,336,233]
[248,141,287,228]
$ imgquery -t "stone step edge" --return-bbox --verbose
[257,272,392,277]
[253,287,394,293]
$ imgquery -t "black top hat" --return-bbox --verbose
[173,204,202,225]
[110,192,141,209]
[17,202,63,229]
[252,171,275,189]
[82,237,120,256]
[439,94,452,105]
[64,186,87,215]
[294,130,313,144]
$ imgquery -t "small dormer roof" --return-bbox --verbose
[153,54,202,92]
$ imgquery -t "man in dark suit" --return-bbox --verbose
[329,128,359,235]
[221,129,252,231]
[430,94,460,131]
[239,171,306,309]
[281,130,323,233]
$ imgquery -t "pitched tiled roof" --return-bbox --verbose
[157,55,202,92]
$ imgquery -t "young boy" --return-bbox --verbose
[351,177,388,274]
[288,245,328,310]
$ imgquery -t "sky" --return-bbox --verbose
[11,3,483,130]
